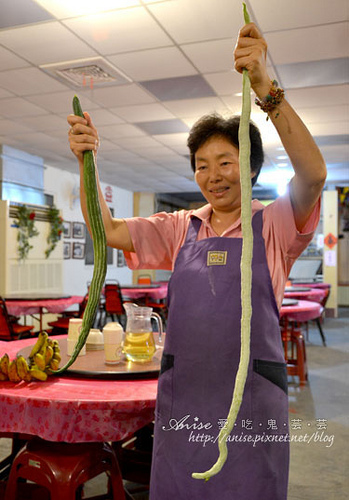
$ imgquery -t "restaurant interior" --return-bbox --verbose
[0,0,348,499]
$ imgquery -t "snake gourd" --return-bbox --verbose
[53,96,107,374]
[192,3,253,481]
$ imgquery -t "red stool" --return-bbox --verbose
[5,438,126,500]
[281,320,308,386]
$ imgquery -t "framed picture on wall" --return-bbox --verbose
[63,242,71,259]
[73,242,85,259]
[63,221,71,238]
[117,249,126,267]
[72,222,85,239]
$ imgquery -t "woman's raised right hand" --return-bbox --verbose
[67,112,100,164]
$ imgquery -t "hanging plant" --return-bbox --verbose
[15,205,39,261]
[45,205,64,258]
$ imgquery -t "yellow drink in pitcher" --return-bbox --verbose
[123,331,156,363]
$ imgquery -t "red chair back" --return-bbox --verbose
[105,284,125,315]
[0,297,14,340]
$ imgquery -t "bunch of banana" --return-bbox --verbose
[0,331,62,383]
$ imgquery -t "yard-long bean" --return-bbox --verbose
[192,3,253,481]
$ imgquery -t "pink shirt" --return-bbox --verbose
[124,191,320,309]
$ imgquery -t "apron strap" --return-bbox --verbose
[185,216,202,244]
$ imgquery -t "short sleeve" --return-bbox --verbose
[123,211,189,270]
[262,190,321,307]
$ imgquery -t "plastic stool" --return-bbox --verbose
[5,438,126,500]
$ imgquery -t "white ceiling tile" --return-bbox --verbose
[297,105,349,125]
[98,123,146,140]
[111,103,175,122]
[34,0,140,18]
[0,22,97,65]
[250,0,349,32]
[0,67,67,96]
[63,7,172,55]
[181,39,233,74]
[0,97,47,118]
[266,23,349,65]
[0,119,32,135]
[19,114,68,132]
[90,84,156,107]
[163,97,229,118]
[27,91,100,114]
[86,109,124,126]
[0,88,14,99]
[148,0,242,44]
[204,71,243,96]
[108,47,197,81]
[0,46,30,70]
[113,136,164,149]
[153,132,188,147]
[308,121,349,137]
[287,85,349,109]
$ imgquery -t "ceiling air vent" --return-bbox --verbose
[40,57,131,88]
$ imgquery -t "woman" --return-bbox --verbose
[68,23,326,500]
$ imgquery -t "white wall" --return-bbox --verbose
[44,165,133,296]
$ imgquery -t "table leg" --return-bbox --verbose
[315,318,327,347]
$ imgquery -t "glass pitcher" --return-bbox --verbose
[123,304,163,363]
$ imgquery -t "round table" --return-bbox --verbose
[283,288,326,304]
[0,337,158,443]
[280,300,325,346]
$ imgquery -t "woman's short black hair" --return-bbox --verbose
[187,114,264,186]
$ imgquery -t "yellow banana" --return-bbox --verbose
[0,372,8,381]
[49,358,60,371]
[34,353,46,371]
[45,345,54,366]
[8,360,21,383]
[0,353,10,376]
[29,368,48,381]
[29,331,48,359]
[16,356,32,382]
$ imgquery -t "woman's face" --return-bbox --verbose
[194,135,247,213]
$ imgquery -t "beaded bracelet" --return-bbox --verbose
[255,80,285,120]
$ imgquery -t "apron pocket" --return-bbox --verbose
[156,352,174,422]
[253,359,288,395]
[252,359,289,435]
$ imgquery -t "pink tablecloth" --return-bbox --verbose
[280,300,323,322]
[6,296,84,317]
[121,284,168,301]
[283,288,326,303]
[0,337,158,443]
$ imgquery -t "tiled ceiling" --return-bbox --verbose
[0,0,348,196]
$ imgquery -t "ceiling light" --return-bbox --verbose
[277,155,287,160]
[277,163,288,168]
[34,0,139,18]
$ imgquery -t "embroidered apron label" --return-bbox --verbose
[207,250,227,266]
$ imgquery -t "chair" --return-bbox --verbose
[281,319,308,386]
[100,281,126,327]
[5,438,126,500]
[113,423,153,496]
[47,293,89,334]
[0,297,35,341]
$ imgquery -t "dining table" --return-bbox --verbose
[121,283,168,304]
[0,336,159,443]
[5,295,84,332]
[283,286,327,304]
[280,299,326,346]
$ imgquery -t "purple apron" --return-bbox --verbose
[150,210,289,500]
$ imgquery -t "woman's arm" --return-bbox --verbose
[67,112,134,252]
[234,23,327,231]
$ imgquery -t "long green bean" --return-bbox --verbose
[53,96,107,373]
[192,3,253,481]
